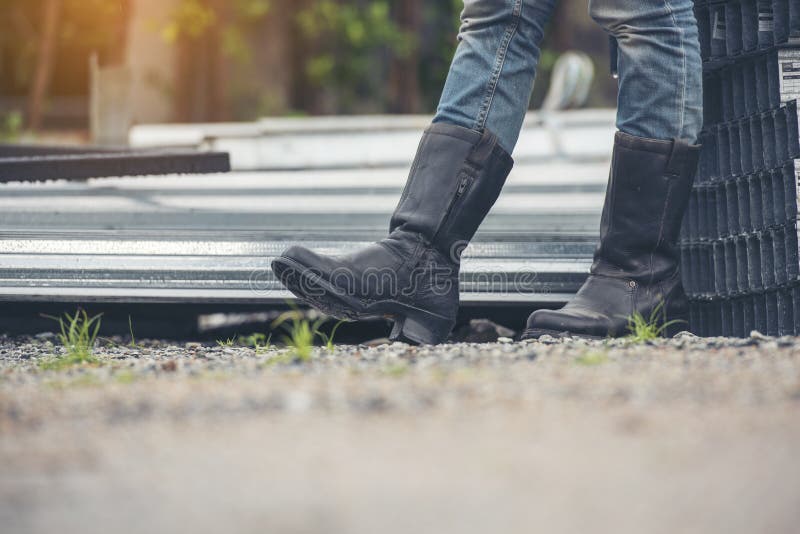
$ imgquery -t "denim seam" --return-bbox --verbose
[663,0,687,140]
[475,0,523,132]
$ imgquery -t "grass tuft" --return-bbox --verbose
[240,332,273,353]
[625,301,685,343]
[272,310,325,362]
[39,310,102,370]
[270,302,348,362]
[216,338,236,347]
[317,319,346,351]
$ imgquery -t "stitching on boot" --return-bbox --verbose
[650,179,676,286]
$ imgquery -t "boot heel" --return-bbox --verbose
[390,312,453,345]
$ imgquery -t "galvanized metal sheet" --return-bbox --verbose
[0,113,613,305]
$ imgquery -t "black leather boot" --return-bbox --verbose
[523,132,701,340]
[271,123,513,345]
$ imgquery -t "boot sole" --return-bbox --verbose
[271,256,454,345]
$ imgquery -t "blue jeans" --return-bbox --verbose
[434,0,703,153]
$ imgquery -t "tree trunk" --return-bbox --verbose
[389,0,422,114]
[27,0,62,132]
[205,0,229,122]
[174,36,194,122]
[288,0,322,114]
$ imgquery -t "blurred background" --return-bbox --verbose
[0,0,614,143]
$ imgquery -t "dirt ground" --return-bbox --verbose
[1,333,799,534]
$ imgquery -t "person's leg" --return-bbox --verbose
[524,0,703,340]
[594,0,703,143]
[274,0,555,345]
[435,0,558,153]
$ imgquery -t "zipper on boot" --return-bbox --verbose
[432,171,474,245]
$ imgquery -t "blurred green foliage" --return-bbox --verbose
[0,0,611,122]
[157,0,610,116]
[161,0,218,41]
[164,0,421,113]
[297,1,412,89]
[163,0,271,63]
[0,111,23,141]
[294,1,473,113]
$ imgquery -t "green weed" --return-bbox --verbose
[44,373,102,389]
[128,315,137,348]
[114,369,139,385]
[216,338,236,347]
[575,351,609,366]
[0,110,22,141]
[39,310,102,370]
[383,361,410,377]
[317,319,346,351]
[240,332,273,353]
[271,305,346,361]
[625,301,685,343]
[272,311,325,362]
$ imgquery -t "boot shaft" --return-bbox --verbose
[390,123,513,262]
[593,132,701,281]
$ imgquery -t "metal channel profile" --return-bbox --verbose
[0,144,231,183]
[0,232,595,305]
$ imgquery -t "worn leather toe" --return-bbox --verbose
[524,307,614,338]
[280,245,342,274]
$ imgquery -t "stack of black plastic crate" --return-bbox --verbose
[682,0,800,336]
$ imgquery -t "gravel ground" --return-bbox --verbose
[1,331,799,534]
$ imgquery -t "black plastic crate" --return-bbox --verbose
[742,0,760,51]
[689,286,798,337]
[726,1,745,56]
[683,3,800,336]
[758,0,775,48]
[774,0,790,44]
